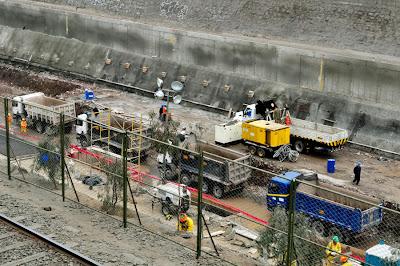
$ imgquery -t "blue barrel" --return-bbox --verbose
[327,159,335,173]
[84,89,94,100]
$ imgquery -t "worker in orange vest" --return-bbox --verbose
[7,113,12,128]
[20,118,27,134]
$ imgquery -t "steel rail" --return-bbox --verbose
[0,212,101,266]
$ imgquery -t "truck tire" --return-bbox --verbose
[294,140,305,153]
[212,184,224,199]
[257,148,266,158]
[35,121,45,134]
[311,220,325,237]
[202,182,210,194]
[79,136,89,147]
[161,203,171,216]
[180,174,192,186]
[249,146,257,155]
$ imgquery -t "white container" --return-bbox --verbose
[215,121,242,144]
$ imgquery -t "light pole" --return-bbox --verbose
[155,78,184,181]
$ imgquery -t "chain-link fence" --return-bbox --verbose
[1,95,400,265]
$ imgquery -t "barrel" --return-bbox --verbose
[327,159,335,173]
[84,89,94,100]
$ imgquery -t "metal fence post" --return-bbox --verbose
[60,113,65,201]
[286,179,297,266]
[4,98,11,180]
[122,132,128,228]
[196,151,204,259]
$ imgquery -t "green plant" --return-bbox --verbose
[258,207,322,265]
[98,160,125,215]
[148,110,180,153]
[34,135,70,189]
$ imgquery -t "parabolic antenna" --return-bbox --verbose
[171,81,184,92]
[173,95,182,104]
[154,89,164,99]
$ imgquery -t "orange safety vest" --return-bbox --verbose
[21,120,27,128]
[7,115,12,123]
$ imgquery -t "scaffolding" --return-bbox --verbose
[88,105,149,165]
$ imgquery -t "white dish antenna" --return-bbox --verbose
[173,95,182,104]
[171,81,184,92]
[154,89,164,99]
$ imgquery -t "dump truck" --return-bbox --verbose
[215,102,348,153]
[159,142,252,198]
[12,92,76,133]
[76,110,151,161]
[267,171,383,242]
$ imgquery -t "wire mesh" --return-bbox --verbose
[2,94,400,265]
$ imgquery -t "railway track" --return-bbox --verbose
[0,213,100,266]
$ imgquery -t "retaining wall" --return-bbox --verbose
[31,0,400,57]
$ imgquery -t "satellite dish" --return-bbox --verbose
[157,77,164,89]
[173,95,182,104]
[154,89,164,99]
[171,81,184,92]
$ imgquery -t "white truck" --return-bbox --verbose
[12,92,76,133]
[215,103,349,153]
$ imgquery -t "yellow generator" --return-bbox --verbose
[242,120,293,159]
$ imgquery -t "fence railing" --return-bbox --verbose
[1,96,399,265]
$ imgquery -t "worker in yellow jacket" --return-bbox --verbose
[325,235,342,265]
[178,213,193,238]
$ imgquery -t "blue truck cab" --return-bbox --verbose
[267,171,383,239]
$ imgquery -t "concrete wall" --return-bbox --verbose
[2,1,400,109]
[0,1,400,152]
[31,0,400,57]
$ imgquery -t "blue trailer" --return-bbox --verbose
[266,171,383,242]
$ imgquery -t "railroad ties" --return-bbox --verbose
[0,213,99,266]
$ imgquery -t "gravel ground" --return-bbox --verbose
[0,172,237,266]
[0,219,81,266]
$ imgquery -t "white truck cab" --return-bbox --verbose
[233,104,257,121]
[12,92,45,118]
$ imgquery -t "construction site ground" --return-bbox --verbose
[0,63,398,205]
[0,62,400,263]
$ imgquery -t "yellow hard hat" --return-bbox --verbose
[22,118,26,120]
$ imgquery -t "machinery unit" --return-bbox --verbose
[242,120,290,148]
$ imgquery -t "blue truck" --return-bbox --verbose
[267,171,383,242]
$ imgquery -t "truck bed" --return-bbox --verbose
[182,142,251,186]
[299,181,381,210]
[26,95,69,107]
[291,118,348,145]
[25,95,76,124]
